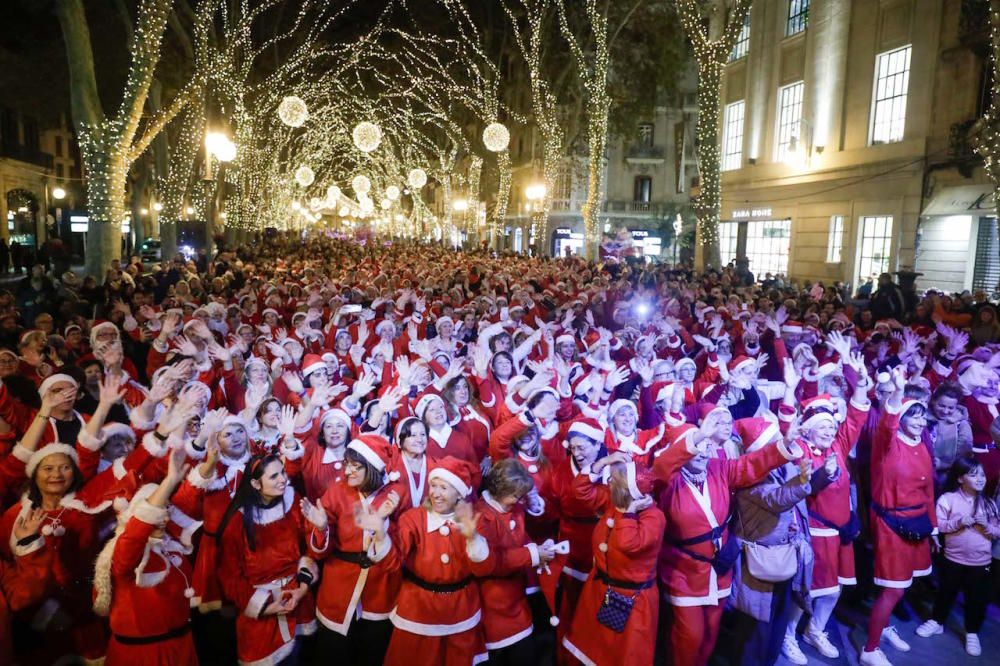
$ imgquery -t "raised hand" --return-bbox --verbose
[202,408,229,435]
[300,498,328,531]
[278,405,297,439]
[353,501,385,534]
[453,500,480,539]
[281,371,304,395]
[174,336,199,358]
[98,374,127,405]
[635,359,654,386]
[161,401,197,435]
[13,508,46,540]
[351,369,378,399]
[377,386,404,415]
[166,445,191,485]
[605,364,630,390]
[691,334,717,353]
[376,490,400,520]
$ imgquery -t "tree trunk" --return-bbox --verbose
[694,58,723,269]
[493,151,512,248]
[81,138,129,277]
[582,96,609,260]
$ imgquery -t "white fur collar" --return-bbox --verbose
[243,485,296,525]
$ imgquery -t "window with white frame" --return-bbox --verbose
[745,220,792,275]
[637,123,654,148]
[775,82,804,162]
[722,101,745,171]
[869,45,912,145]
[730,13,751,61]
[786,0,809,37]
[719,221,739,267]
[827,215,845,263]
[857,216,894,282]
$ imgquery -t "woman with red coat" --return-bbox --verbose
[443,375,491,461]
[382,456,495,666]
[391,417,433,511]
[860,366,937,666]
[653,414,804,666]
[311,435,402,665]
[475,458,555,664]
[605,399,666,468]
[562,459,665,666]
[218,453,325,665]
[417,393,478,466]
[297,408,351,501]
[1,506,52,665]
[92,448,202,665]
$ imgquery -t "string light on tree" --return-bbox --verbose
[385,185,400,201]
[482,122,510,152]
[352,121,383,152]
[278,96,309,127]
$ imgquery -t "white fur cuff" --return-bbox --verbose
[186,466,219,490]
[77,430,105,452]
[11,443,33,463]
[245,587,272,619]
[13,535,45,557]
[526,542,540,568]
[369,534,392,563]
[133,500,170,527]
[466,534,489,563]
[141,432,170,458]
[777,438,804,461]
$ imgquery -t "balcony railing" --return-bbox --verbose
[960,0,989,47]
[626,145,666,160]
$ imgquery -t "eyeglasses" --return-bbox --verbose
[345,461,365,473]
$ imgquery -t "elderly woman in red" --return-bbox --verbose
[475,458,555,665]
[562,458,664,666]
[382,456,495,666]
[218,452,326,665]
[296,407,352,501]
[860,365,936,666]
[311,435,402,666]
[92,447,202,665]
[653,412,804,666]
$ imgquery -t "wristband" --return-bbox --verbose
[36,413,51,420]
[154,431,168,442]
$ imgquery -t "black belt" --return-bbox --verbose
[114,622,191,646]
[873,502,924,514]
[331,549,375,569]
[564,515,600,525]
[596,569,655,591]
[403,569,472,593]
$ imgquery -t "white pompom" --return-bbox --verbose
[184,587,195,599]
[53,526,66,537]
[113,497,129,513]
[41,524,53,536]
[549,615,560,626]
[388,471,401,482]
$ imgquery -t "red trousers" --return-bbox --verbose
[668,602,724,666]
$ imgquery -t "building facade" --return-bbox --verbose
[718,0,996,293]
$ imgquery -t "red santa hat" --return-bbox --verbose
[64,324,82,337]
[26,442,79,478]
[781,320,804,334]
[347,435,400,483]
[428,456,477,497]
[414,393,446,421]
[621,461,655,500]
[674,357,697,374]
[650,381,674,404]
[375,319,396,336]
[698,402,730,424]
[320,408,352,430]
[609,399,639,421]
[555,332,576,347]
[567,417,605,443]
[89,321,119,346]
[800,394,839,431]
[733,417,780,453]
[728,355,756,374]
[37,373,79,398]
[301,354,326,377]
[261,308,281,320]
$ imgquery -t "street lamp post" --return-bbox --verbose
[673,214,683,268]
[204,131,237,255]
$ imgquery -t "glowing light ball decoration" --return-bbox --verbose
[385,185,401,201]
[352,122,382,153]
[483,122,510,152]
[309,197,322,211]
[352,175,372,196]
[327,185,341,200]
[408,168,427,190]
[278,96,309,128]
[295,166,315,187]
[360,198,375,215]
[381,198,391,210]
[338,206,350,217]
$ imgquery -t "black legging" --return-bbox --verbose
[307,619,392,666]
[488,634,537,665]
[932,557,992,633]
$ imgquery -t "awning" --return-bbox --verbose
[922,184,995,216]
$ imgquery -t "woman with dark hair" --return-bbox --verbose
[970,304,1000,345]
[861,366,937,666]
[416,393,478,466]
[311,435,400,665]
[389,417,432,510]
[218,452,325,665]
[475,458,554,664]
[442,374,491,462]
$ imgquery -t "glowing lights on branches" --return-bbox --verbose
[278,96,309,128]
[408,168,427,189]
[352,175,372,195]
[295,166,315,187]
[352,122,383,153]
[385,185,400,201]
[482,122,510,152]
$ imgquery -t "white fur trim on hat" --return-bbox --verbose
[26,443,79,478]
[745,421,779,453]
[801,410,837,432]
[624,462,644,500]
[428,467,471,497]
[37,373,78,398]
[568,420,604,442]
[347,439,386,471]
[415,393,445,421]
[609,399,638,421]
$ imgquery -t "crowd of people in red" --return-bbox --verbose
[0,233,999,666]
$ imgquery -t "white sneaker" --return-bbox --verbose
[860,648,894,666]
[966,633,982,657]
[915,619,944,638]
[882,626,911,652]
[781,635,808,665]
[803,628,840,659]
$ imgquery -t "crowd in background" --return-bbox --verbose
[0,232,998,666]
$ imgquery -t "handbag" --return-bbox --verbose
[808,510,862,545]
[596,587,637,633]
[738,511,797,583]
[873,503,934,542]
